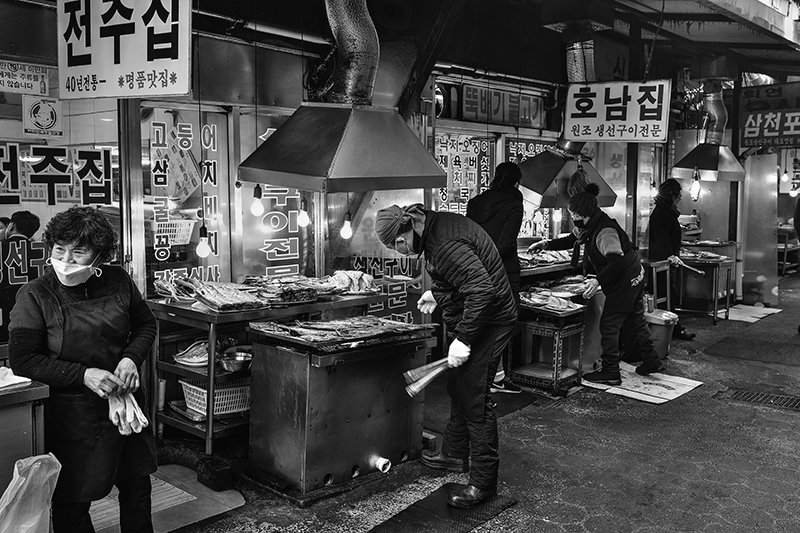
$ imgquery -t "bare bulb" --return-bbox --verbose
[297,209,310,227]
[552,209,562,223]
[782,170,790,183]
[340,220,353,239]
[690,178,701,201]
[196,237,211,258]
[791,188,799,198]
[250,198,264,217]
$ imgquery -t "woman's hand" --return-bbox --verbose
[582,278,601,299]
[668,254,681,266]
[527,241,547,254]
[114,357,140,393]
[84,368,125,399]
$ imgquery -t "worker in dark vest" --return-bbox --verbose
[528,184,663,385]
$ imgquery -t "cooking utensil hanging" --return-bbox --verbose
[678,261,706,277]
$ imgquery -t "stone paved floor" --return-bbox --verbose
[170,275,800,533]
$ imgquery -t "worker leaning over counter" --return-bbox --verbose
[8,206,157,533]
[374,203,517,509]
[527,183,663,385]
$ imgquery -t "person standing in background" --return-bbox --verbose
[374,204,517,509]
[647,179,695,340]
[0,211,41,343]
[467,162,523,394]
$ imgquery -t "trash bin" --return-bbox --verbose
[644,310,679,360]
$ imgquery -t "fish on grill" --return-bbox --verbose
[175,277,268,312]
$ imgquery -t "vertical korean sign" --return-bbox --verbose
[564,80,671,143]
[57,0,191,99]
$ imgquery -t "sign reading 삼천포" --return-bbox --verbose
[56,0,191,100]
[564,79,671,143]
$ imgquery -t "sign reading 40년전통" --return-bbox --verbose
[56,0,191,99]
[564,80,671,143]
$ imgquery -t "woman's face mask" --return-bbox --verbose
[49,243,102,286]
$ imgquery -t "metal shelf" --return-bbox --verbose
[157,408,249,439]
[156,360,250,384]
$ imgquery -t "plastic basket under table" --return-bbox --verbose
[179,378,251,416]
[146,219,196,246]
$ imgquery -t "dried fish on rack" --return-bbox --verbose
[174,277,268,312]
[249,315,435,345]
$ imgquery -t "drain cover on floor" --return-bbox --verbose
[729,389,800,411]
[367,482,516,533]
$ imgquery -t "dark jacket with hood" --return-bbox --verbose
[466,185,523,292]
[648,198,681,261]
[420,210,517,346]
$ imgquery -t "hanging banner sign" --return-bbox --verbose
[739,83,800,147]
[22,96,64,138]
[564,79,671,143]
[0,61,49,96]
[56,0,192,99]
[461,84,545,129]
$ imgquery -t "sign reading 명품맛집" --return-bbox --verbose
[56,0,191,99]
[564,79,671,143]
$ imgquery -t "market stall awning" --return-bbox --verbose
[238,102,446,193]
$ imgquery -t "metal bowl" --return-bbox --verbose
[220,353,252,372]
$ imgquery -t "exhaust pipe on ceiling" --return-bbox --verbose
[671,80,745,182]
[518,25,617,207]
[325,0,379,105]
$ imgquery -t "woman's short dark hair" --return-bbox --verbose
[43,206,118,262]
[568,182,600,217]
[492,162,522,189]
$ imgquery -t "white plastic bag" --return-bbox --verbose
[0,453,62,533]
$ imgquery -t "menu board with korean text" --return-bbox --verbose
[434,132,495,215]
[57,0,191,99]
[565,80,671,143]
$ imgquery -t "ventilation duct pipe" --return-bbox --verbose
[518,24,616,207]
[671,80,745,181]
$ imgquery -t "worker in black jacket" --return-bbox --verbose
[648,178,694,340]
[467,162,523,394]
[528,184,663,385]
[375,204,517,509]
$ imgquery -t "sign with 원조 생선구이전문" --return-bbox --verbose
[56,0,191,99]
[564,79,671,143]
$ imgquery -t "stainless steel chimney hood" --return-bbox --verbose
[238,102,445,192]
[671,82,745,182]
[238,0,445,193]
[518,24,617,207]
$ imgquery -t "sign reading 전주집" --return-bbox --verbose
[56,0,191,99]
[564,79,671,143]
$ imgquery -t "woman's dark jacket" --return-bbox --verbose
[548,210,644,311]
[648,200,681,261]
[466,185,523,292]
[421,210,517,345]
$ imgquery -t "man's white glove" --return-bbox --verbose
[447,338,471,368]
[417,290,438,314]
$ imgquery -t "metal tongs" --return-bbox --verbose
[403,357,449,397]
[677,258,705,277]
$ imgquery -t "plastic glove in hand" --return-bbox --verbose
[447,338,471,368]
[527,240,547,254]
[668,255,681,266]
[417,290,438,314]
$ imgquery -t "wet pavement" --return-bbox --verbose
[169,275,800,532]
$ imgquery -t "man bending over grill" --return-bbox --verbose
[374,204,517,509]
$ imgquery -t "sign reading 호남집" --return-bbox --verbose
[56,0,191,99]
[564,79,670,143]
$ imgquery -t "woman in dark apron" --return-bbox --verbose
[9,206,158,533]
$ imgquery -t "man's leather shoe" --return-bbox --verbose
[447,484,497,508]
[420,450,469,473]
[635,360,664,376]
[672,328,696,341]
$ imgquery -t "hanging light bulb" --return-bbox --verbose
[650,179,658,195]
[196,225,211,258]
[690,168,701,202]
[297,196,310,227]
[791,183,799,198]
[340,211,353,239]
[552,208,563,223]
[782,169,790,183]
[250,184,264,216]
